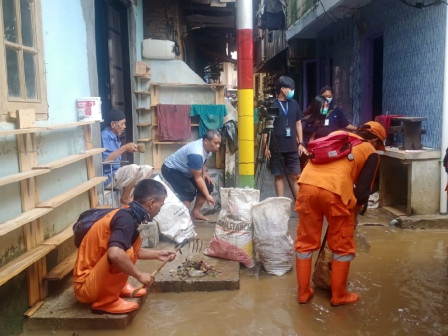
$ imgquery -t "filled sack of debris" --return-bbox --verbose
[153,175,197,244]
[204,187,260,268]
[252,197,294,276]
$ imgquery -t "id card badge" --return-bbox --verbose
[285,127,291,138]
[324,119,330,126]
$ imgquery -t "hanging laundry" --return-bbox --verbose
[259,0,285,31]
[157,104,192,141]
[190,104,227,137]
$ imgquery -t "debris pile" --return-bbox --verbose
[176,259,218,278]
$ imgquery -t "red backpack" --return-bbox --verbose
[307,132,364,164]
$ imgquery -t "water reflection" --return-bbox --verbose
[21,225,448,336]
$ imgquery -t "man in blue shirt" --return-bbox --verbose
[102,109,153,205]
[161,130,221,221]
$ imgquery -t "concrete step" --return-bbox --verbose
[24,221,240,331]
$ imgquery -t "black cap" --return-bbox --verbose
[108,109,125,123]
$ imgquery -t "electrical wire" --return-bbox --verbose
[319,0,339,22]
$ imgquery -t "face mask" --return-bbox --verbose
[286,90,295,99]
[326,97,333,104]
[321,107,329,115]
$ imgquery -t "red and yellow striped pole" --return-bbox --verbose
[236,0,254,187]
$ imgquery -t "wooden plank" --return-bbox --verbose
[0,168,50,188]
[33,148,105,169]
[0,244,52,287]
[24,219,47,304]
[45,120,100,130]
[0,120,102,136]
[44,251,77,281]
[40,224,73,247]
[135,61,150,77]
[134,90,151,95]
[9,109,36,128]
[0,224,74,287]
[153,141,189,145]
[37,176,107,208]
[23,300,44,317]
[26,258,47,304]
[137,138,152,142]
[0,208,53,236]
[0,127,41,136]
[17,127,45,306]
[137,122,152,127]
[151,82,225,88]
[18,133,37,171]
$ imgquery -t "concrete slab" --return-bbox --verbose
[147,220,240,292]
[395,213,448,229]
[147,252,240,293]
[24,221,240,331]
[24,280,146,331]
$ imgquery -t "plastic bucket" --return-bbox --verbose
[77,97,102,121]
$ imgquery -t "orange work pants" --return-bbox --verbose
[74,237,142,304]
[295,184,356,256]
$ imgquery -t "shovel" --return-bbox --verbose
[131,238,193,297]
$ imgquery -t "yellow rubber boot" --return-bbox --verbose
[330,260,359,306]
[296,258,314,304]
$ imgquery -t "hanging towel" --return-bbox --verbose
[157,104,192,141]
[190,104,227,137]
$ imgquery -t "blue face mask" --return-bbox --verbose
[286,90,295,99]
[321,107,329,115]
[326,97,333,104]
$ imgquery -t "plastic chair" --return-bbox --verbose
[101,160,129,207]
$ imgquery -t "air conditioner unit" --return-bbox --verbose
[142,39,176,60]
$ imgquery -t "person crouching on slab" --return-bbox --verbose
[73,179,176,314]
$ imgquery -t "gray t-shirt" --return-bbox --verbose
[164,138,211,177]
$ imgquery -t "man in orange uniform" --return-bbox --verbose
[295,121,386,306]
[74,179,176,314]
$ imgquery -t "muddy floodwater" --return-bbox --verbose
[21,218,448,336]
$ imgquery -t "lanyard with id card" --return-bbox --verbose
[278,100,291,138]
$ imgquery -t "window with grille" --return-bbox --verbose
[0,0,47,121]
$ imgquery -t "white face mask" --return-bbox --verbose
[326,97,333,104]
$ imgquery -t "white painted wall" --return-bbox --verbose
[41,0,92,125]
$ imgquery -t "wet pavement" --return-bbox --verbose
[21,206,448,336]
[19,173,448,336]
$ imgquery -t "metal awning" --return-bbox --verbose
[286,0,374,40]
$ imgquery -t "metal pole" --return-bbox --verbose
[236,0,254,187]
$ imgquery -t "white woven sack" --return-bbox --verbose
[252,197,294,276]
[153,175,196,243]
